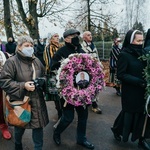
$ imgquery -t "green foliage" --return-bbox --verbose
[91,27,119,42]
[111,28,119,40]
[140,52,150,99]
[132,21,145,33]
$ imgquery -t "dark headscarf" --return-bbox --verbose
[122,30,134,48]
[122,29,143,57]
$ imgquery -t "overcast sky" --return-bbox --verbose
[1,0,149,40]
[38,0,150,38]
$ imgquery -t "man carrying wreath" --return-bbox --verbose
[51,29,95,149]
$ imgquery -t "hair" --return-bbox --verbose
[80,72,85,78]
[82,31,91,39]
[113,37,121,45]
[16,35,33,51]
[17,35,33,46]
[8,37,13,42]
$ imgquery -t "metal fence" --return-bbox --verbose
[94,41,112,61]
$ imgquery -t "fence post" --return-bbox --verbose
[102,40,104,59]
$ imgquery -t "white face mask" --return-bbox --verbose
[22,47,34,57]
[40,41,44,45]
[118,43,122,49]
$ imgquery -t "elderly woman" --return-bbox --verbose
[43,32,63,119]
[0,36,49,150]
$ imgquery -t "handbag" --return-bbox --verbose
[5,95,31,127]
[4,63,36,127]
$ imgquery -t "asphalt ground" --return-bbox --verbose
[0,87,149,150]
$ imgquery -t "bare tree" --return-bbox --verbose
[123,0,146,32]
[72,0,116,32]
[15,0,75,39]
[0,0,75,40]
[15,0,41,39]
[3,0,14,40]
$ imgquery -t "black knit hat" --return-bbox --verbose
[63,29,80,38]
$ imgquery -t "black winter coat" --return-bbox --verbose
[117,48,146,113]
[5,42,17,55]
[35,41,45,66]
[51,43,84,108]
[51,43,84,70]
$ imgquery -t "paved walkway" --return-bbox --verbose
[0,87,148,150]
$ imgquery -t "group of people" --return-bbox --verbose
[0,29,103,150]
[0,28,150,150]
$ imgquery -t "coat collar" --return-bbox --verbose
[16,50,35,63]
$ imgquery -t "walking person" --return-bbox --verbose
[109,37,122,96]
[44,32,63,74]
[35,38,46,66]
[81,31,103,114]
[51,29,94,149]
[5,37,17,56]
[0,39,6,53]
[111,30,150,150]
[43,32,63,119]
[0,50,11,140]
[0,35,49,150]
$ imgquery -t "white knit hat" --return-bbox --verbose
[47,32,58,39]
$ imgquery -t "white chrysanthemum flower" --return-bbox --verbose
[55,53,105,107]
[56,81,61,88]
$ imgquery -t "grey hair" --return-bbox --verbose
[16,35,34,51]
[17,35,34,46]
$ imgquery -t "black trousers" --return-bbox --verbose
[54,103,88,143]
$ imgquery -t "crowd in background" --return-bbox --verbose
[0,28,150,150]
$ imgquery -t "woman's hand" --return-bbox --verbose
[25,81,35,91]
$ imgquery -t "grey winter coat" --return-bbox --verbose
[0,50,49,128]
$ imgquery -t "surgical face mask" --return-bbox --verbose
[40,41,44,45]
[22,47,34,57]
[118,43,122,49]
[71,36,80,46]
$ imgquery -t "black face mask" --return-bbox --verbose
[71,36,80,46]
[130,44,143,49]
[128,44,143,56]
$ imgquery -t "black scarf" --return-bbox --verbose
[125,44,143,57]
